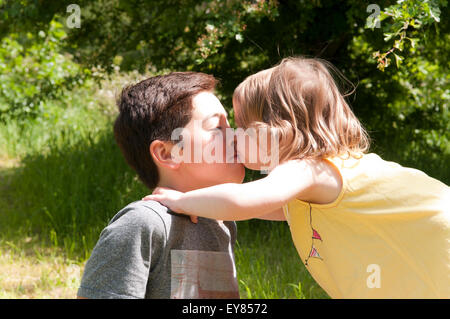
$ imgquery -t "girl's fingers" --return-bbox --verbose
[142,193,195,224]
[189,215,198,224]
[151,187,162,195]
[153,186,172,195]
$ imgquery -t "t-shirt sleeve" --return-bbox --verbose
[77,204,166,299]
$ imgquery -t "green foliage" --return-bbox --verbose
[354,1,449,182]
[0,20,88,122]
[190,0,279,65]
[0,83,145,259]
[367,0,447,70]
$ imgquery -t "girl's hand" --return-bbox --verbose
[142,187,198,224]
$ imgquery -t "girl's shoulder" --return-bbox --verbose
[283,157,344,205]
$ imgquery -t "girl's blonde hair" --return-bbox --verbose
[233,57,370,162]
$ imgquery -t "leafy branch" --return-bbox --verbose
[367,0,446,71]
[193,0,279,65]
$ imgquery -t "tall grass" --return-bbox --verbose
[1,128,148,259]
[0,84,147,260]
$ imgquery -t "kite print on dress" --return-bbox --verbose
[305,203,323,266]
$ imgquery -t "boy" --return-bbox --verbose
[77,72,245,298]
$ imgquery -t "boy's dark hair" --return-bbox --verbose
[114,72,218,189]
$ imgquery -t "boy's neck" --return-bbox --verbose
[156,179,200,193]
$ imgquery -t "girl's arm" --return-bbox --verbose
[257,207,286,221]
[143,159,315,221]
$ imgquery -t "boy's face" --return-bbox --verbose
[175,91,245,189]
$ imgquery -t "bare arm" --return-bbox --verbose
[143,159,314,221]
[257,207,286,221]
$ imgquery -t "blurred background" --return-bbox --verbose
[0,0,448,298]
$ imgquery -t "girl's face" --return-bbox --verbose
[233,101,279,172]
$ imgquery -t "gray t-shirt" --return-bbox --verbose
[77,200,240,299]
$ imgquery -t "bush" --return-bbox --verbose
[0,20,88,122]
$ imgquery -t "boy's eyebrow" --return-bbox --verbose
[202,112,227,122]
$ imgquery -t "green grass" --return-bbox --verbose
[235,220,328,298]
[0,237,82,299]
[1,82,138,254]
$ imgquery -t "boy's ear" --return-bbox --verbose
[150,140,181,170]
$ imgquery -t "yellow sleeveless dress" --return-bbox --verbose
[282,153,450,298]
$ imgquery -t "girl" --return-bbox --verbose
[143,57,450,298]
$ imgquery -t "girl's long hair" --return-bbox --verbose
[233,57,370,163]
